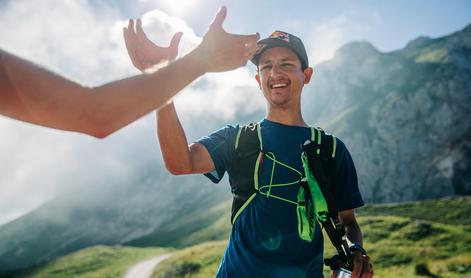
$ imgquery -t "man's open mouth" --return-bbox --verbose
[270,82,289,89]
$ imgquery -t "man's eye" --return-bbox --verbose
[261,65,272,70]
[282,63,294,67]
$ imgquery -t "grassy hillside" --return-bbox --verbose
[151,197,471,278]
[357,196,471,225]
[126,199,232,248]
[12,245,170,278]
[19,197,471,278]
[151,241,227,278]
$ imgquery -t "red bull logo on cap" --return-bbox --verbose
[269,31,290,43]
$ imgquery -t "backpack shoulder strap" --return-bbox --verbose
[230,122,261,224]
[235,122,261,151]
[310,127,337,159]
[305,126,338,214]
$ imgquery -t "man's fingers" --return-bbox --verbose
[209,6,227,30]
[362,256,373,278]
[352,252,364,278]
[136,18,163,49]
[228,33,260,58]
[135,19,148,40]
[170,32,183,49]
[128,19,135,34]
[124,19,137,45]
[123,27,135,58]
[229,32,260,44]
[169,32,183,60]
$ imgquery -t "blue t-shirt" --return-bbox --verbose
[197,119,364,278]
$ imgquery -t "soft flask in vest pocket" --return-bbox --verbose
[297,178,316,241]
[297,145,330,242]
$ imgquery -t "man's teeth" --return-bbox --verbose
[272,84,287,88]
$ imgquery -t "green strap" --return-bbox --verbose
[232,193,257,224]
[251,123,263,191]
[257,127,319,206]
[331,135,337,158]
[234,126,243,150]
[257,152,302,205]
[254,152,262,191]
[256,123,263,151]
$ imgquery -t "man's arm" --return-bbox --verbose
[0,48,206,138]
[0,6,258,138]
[157,103,215,175]
[339,209,374,278]
[124,6,251,175]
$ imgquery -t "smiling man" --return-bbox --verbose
[129,28,373,277]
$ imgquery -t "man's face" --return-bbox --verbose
[255,47,313,108]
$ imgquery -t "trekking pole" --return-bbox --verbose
[321,216,354,277]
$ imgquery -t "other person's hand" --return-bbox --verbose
[123,18,182,72]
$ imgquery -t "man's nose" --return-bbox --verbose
[270,64,282,76]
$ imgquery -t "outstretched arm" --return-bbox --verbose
[0,7,258,138]
[124,6,254,174]
[0,46,203,138]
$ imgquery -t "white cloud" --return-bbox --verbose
[175,68,264,122]
[138,0,208,18]
[0,0,262,225]
[305,12,382,66]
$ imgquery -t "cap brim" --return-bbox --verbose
[250,38,294,66]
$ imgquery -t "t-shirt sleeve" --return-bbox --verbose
[196,124,238,184]
[334,138,364,211]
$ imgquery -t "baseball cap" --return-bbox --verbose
[251,30,309,70]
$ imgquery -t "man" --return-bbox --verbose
[0,7,258,138]
[127,27,373,277]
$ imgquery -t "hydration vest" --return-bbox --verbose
[230,122,338,241]
[229,122,359,271]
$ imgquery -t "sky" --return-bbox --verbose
[0,0,470,226]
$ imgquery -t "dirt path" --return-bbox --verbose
[124,253,172,278]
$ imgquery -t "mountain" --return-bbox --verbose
[0,168,229,273]
[1,23,470,274]
[302,23,471,202]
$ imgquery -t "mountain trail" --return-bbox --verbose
[124,253,173,278]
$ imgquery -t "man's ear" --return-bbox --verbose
[255,73,261,89]
[303,67,314,84]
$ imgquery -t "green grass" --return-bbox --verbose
[16,245,171,278]
[357,196,471,226]
[415,48,449,63]
[151,197,471,278]
[127,199,232,248]
[151,241,226,278]
[18,197,471,278]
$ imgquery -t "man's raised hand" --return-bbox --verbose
[123,6,259,74]
[192,6,260,72]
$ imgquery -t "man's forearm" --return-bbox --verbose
[345,220,363,246]
[339,209,363,245]
[1,48,206,137]
[92,48,207,136]
[157,102,193,174]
